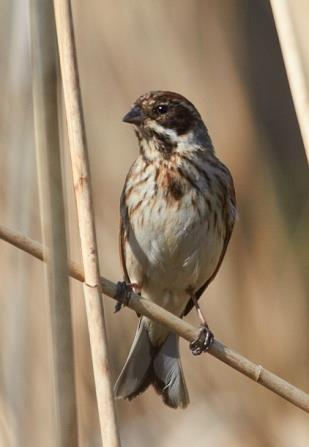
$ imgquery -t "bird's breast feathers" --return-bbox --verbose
[123,157,227,294]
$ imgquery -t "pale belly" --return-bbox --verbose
[124,193,224,311]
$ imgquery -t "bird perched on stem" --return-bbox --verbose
[114,91,236,408]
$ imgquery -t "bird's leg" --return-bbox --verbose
[114,281,140,313]
[189,294,214,356]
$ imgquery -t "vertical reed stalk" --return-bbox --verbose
[53,1,120,445]
[30,0,78,445]
[270,0,309,163]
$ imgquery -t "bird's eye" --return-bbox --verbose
[155,104,168,115]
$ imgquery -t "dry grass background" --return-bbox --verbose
[0,0,308,446]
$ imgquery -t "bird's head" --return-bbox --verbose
[123,91,213,159]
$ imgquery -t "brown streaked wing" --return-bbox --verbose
[182,183,236,317]
[119,212,142,317]
[119,219,130,284]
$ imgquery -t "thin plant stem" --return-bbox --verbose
[270,0,309,163]
[53,1,120,445]
[29,0,78,445]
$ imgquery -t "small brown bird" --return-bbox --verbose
[114,91,236,408]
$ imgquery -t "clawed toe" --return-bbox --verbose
[189,325,214,356]
[114,281,133,313]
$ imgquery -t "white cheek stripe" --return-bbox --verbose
[147,121,178,141]
[147,121,195,145]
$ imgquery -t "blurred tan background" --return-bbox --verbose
[0,0,308,446]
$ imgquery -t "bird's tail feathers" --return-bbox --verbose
[114,320,189,409]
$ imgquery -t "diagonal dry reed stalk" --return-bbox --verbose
[0,224,308,414]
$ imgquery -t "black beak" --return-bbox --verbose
[122,105,144,125]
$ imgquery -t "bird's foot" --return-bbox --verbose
[114,281,135,313]
[189,324,214,356]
